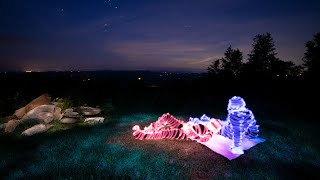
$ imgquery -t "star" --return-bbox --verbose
[56,8,65,16]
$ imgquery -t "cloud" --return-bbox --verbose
[110,41,206,57]
[105,39,228,71]
[187,56,218,65]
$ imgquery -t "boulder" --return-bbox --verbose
[63,111,80,118]
[21,105,56,124]
[12,93,51,119]
[64,108,74,114]
[0,123,7,130]
[79,106,101,116]
[24,93,51,113]
[5,120,21,133]
[60,118,78,124]
[13,107,26,119]
[54,106,63,120]
[84,117,104,124]
[21,124,54,136]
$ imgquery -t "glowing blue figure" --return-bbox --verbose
[220,96,259,154]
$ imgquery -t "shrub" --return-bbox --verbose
[53,97,73,112]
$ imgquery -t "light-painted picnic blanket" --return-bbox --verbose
[199,134,266,160]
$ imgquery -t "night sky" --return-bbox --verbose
[1,0,320,72]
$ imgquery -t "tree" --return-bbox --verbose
[207,59,222,76]
[302,32,320,78]
[207,46,243,77]
[270,59,304,77]
[246,33,278,76]
[221,46,243,76]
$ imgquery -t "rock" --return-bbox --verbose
[21,124,54,136]
[5,120,21,133]
[12,93,51,119]
[60,118,78,124]
[84,117,104,124]
[24,93,51,113]
[64,108,74,114]
[14,107,26,119]
[63,111,80,118]
[21,105,56,124]
[54,106,63,120]
[79,106,101,116]
[0,123,7,130]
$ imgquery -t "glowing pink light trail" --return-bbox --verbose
[132,113,222,142]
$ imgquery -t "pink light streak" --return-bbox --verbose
[132,113,222,142]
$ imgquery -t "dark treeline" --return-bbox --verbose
[207,32,320,81]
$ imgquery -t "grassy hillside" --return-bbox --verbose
[0,71,319,179]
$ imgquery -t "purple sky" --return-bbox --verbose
[1,0,320,72]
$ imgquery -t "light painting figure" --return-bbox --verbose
[132,96,260,156]
[220,96,259,154]
[132,113,222,142]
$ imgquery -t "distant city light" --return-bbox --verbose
[26,71,32,73]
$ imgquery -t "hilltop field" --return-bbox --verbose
[0,71,319,179]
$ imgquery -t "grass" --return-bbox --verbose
[0,112,319,179]
[0,76,319,179]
